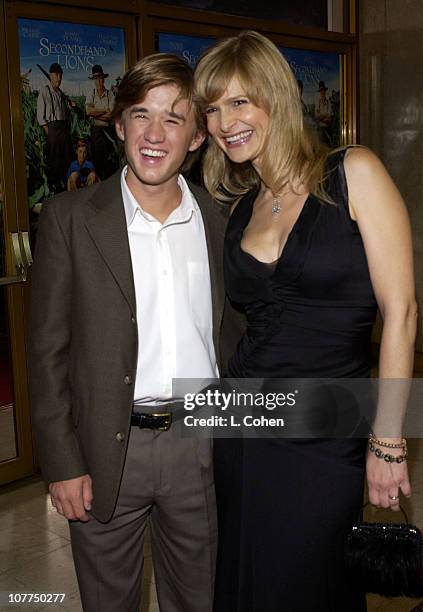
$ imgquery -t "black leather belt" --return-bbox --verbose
[131,411,172,431]
[131,402,185,431]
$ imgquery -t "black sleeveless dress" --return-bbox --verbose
[214,150,378,612]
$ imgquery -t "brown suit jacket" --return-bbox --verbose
[28,171,243,522]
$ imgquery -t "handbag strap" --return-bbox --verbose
[362,501,409,524]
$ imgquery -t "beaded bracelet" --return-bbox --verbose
[368,441,408,463]
[369,436,407,450]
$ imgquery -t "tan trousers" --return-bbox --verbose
[69,424,217,612]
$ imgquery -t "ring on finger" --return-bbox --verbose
[389,495,399,501]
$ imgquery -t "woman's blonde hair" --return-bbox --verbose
[194,30,330,203]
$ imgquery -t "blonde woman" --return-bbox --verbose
[195,31,416,611]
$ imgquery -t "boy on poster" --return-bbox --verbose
[66,138,98,191]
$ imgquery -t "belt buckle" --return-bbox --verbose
[152,412,172,431]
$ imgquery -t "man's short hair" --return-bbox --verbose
[111,53,204,133]
[49,62,63,75]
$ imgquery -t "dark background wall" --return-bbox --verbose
[149,0,328,29]
[359,0,423,351]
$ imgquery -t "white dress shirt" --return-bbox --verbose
[36,82,69,125]
[121,168,218,405]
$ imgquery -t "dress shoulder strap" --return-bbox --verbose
[323,147,354,218]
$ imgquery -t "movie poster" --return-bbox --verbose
[18,18,126,209]
[281,47,342,147]
[157,34,342,147]
[156,33,216,68]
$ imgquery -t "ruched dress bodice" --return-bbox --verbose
[224,149,378,379]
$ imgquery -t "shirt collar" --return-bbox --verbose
[48,81,59,94]
[120,165,197,228]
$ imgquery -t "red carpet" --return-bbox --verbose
[0,348,14,409]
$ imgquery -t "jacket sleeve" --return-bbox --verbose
[28,199,88,483]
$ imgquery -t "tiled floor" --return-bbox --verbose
[1,441,423,611]
[0,478,158,611]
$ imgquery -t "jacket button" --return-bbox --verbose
[116,432,125,442]
[124,375,132,385]
[131,316,136,324]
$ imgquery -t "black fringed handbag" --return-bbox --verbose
[345,504,423,597]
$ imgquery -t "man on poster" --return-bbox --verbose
[36,62,73,187]
[314,79,333,145]
[85,64,116,180]
[29,53,240,612]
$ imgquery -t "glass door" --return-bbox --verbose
[0,226,18,465]
[0,3,35,484]
[0,0,137,486]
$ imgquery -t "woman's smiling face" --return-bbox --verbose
[205,76,270,171]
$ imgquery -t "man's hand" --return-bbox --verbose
[49,474,93,522]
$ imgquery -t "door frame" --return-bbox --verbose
[0,0,137,486]
[0,1,34,484]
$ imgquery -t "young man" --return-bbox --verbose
[29,54,241,612]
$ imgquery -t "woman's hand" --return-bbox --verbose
[366,443,411,512]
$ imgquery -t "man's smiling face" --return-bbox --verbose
[115,84,204,193]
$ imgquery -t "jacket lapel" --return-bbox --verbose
[189,182,226,358]
[84,171,136,315]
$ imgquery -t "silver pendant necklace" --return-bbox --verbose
[271,196,282,215]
